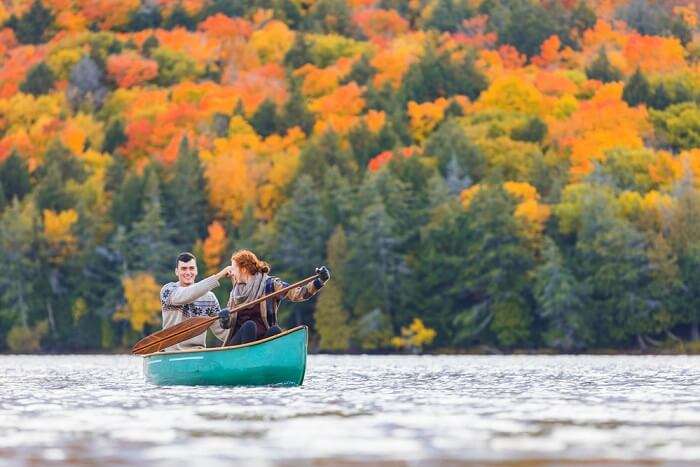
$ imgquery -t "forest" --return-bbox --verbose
[0,0,699,353]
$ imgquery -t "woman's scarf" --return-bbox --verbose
[229,272,268,308]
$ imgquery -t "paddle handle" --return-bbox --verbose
[227,274,320,314]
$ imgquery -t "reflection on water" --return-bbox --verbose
[0,355,699,465]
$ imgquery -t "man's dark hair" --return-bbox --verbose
[176,252,196,267]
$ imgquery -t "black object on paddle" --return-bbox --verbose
[131,274,319,355]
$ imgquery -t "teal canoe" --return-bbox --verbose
[141,326,308,386]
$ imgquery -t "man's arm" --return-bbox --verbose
[166,268,232,306]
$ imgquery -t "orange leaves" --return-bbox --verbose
[550,83,650,179]
[407,97,449,142]
[202,221,227,275]
[309,82,365,135]
[106,52,158,88]
[1,45,43,98]
[353,8,409,41]
[231,64,287,114]
[371,33,424,88]
[622,34,686,74]
[368,147,416,172]
[114,273,162,332]
[198,14,253,39]
[532,35,562,68]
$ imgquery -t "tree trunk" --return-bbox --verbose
[46,301,56,334]
[637,334,647,351]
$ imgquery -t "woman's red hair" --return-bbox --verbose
[231,250,270,275]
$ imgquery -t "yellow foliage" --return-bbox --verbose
[43,209,78,260]
[504,181,538,202]
[47,47,83,81]
[618,190,644,219]
[476,75,544,116]
[460,184,482,209]
[551,93,579,120]
[295,63,341,97]
[514,199,551,239]
[391,318,437,351]
[309,82,364,117]
[371,33,423,88]
[407,98,449,143]
[6,321,49,353]
[72,298,88,323]
[114,273,162,332]
[250,20,295,64]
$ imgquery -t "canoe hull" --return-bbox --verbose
[142,326,308,386]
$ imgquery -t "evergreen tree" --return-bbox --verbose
[34,143,84,212]
[141,35,159,57]
[423,0,473,32]
[341,54,376,86]
[127,3,162,31]
[314,226,351,351]
[110,173,144,229]
[574,189,653,346]
[402,44,487,102]
[488,0,563,57]
[586,48,622,83]
[510,117,548,143]
[0,199,41,350]
[303,0,353,36]
[102,120,127,153]
[273,175,330,326]
[164,3,196,30]
[348,122,381,170]
[283,33,313,69]
[298,130,358,184]
[650,83,671,110]
[320,166,356,229]
[250,99,280,137]
[456,186,534,347]
[345,192,404,333]
[5,0,54,44]
[280,78,315,135]
[19,62,55,96]
[534,238,590,350]
[622,68,651,107]
[570,1,597,35]
[126,169,177,281]
[424,119,485,183]
[0,152,31,202]
[162,137,211,249]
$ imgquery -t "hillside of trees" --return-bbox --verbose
[0,0,699,353]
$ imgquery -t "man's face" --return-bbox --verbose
[176,259,198,286]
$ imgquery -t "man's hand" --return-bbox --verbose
[218,308,231,329]
[215,266,233,280]
[315,266,330,282]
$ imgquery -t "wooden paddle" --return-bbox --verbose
[131,274,320,355]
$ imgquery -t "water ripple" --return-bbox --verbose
[0,355,699,465]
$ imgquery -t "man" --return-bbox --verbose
[160,252,232,351]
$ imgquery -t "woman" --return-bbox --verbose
[219,249,330,346]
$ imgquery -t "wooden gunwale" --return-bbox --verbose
[140,325,307,358]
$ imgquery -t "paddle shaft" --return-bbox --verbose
[132,274,320,354]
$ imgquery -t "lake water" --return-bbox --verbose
[0,355,698,466]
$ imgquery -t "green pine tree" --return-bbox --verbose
[314,226,351,351]
[162,136,211,249]
[0,151,31,202]
[586,47,622,83]
[622,68,651,107]
[19,62,55,96]
[6,0,54,44]
[250,99,280,137]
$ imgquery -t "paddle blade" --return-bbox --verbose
[132,316,217,355]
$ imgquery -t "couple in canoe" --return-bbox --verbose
[160,250,330,351]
